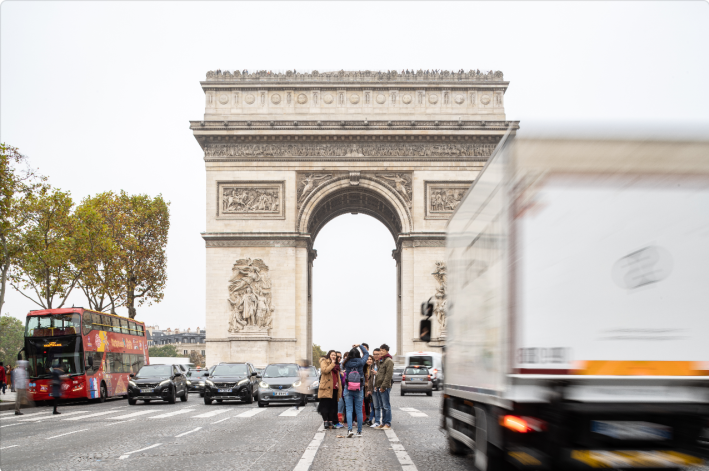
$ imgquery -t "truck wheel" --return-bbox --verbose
[448,433,468,456]
[473,407,511,471]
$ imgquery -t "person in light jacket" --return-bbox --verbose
[14,360,31,415]
[317,350,342,429]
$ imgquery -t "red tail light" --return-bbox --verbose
[402,375,406,381]
[501,415,545,433]
[427,375,432,380]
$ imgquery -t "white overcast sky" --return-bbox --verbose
[2,1,708,355]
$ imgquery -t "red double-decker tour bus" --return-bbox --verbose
[22,307,149,402]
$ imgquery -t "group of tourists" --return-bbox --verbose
[316,343,394,438]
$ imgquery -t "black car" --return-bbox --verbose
[128,364,188,405]
[186,368,210,397]
[203,363,259,404]
[257,363,306,408]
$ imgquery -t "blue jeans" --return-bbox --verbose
[379,388,392,426]
[338,395,344,417]
[344,388,364,433]
[372,389,382,424]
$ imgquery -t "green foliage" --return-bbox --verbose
[0,144,47,312]
[0,314,25,367]
[148,344,185,358]
[312,343,326,363]
[9,188,80,309]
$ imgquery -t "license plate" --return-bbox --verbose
[140,389,154,393]
[411,377,425,382]
[218,389,232,393]
[273,392,289,396]
[591,421,672,440]
[572,450,702,468]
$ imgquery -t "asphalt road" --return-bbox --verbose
[0,384,477,471]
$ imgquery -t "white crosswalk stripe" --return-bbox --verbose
[235,408,266,418]
[0,410,49,420]
[280,406,306,417]
[191,409,230,418]
[65,410,125,421]
[22,410,89,422]
[400,407,428,417]
[149,409,196,419]
[107,410,160,420]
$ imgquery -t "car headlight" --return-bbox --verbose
[310,381,319,389]
[128,381,136,388]
[238,378,249,386]
[205,379,214,387]
[186,381,192,386]
[291,380,302,388]
[259,381,270,389]
[159,380,171,387]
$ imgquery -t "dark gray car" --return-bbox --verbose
[258,363,306,407]
[301,366,320,402]
[128,364,188,405]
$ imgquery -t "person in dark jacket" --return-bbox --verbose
[343,344,369,437]
[0,362,6,394]
[50,365,67,415]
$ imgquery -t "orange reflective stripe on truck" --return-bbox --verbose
[573,361,709,376]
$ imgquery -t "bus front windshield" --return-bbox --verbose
[26,314,81,337]
[25,337,84,378]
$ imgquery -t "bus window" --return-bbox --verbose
[119,319,129,335]
[108,353,123,373]
[122,354,131,373]
[82,311,93,336]
[86,351,102,374]
[136,324,144,336]
[111,317,121,334]
[92,313,103,330]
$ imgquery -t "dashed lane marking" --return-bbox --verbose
[212,417,230,424]
[46,429,89,440]
[1,423,26,428]
[192,409,230,418]
[118,443,162,460]
[107,410,160,420]
[1,445,20,450]
[385,428,419,471]
[149,408,196,419]
[280,406,307,417]
[175,427,202,437]
[65,410,126,421]
[399,407,428,418]
[292,423,326,471]
[0,410,49,420]
[235,408,267,418]
[22,410,89,422]
[105,419,136,426]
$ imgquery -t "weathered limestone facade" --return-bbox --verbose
[191,69,519,366]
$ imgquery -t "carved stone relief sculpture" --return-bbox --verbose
[377,173,412,207]
[425,181,473,219]
[297,173,333,208]
[431,262,447,330]
[227,258,274,333]
[218,182,285,219]
[206,142,497,159]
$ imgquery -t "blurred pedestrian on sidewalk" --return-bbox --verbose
[14,360,32,415]
[317,350,342,429]
[0,362,6,394]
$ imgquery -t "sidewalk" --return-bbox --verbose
[0,390,21,411]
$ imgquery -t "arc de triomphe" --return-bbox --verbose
[191,69,518,365]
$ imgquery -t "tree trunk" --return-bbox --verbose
[127,277,136,319]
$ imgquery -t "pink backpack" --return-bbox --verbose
[346,370,361,391]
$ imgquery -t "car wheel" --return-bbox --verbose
[204,396,212,405]
[427,391,433,396]
[128,398,137,405]
[167,386,176,404]
[180,389,188,402]
[245,388,254,404]
[258,401,265,408]
[200,392,205,398]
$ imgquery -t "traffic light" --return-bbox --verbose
[419,299,434,342]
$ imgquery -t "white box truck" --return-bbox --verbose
[439,132,709,470]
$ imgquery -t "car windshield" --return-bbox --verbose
[264,364,299,378]
[405,367,429,375]
[25,336,84,378]
[26,314,81,337]
[394,368,404,373]
[137,365,172,376]
[409,356,434,368]
[213,364,248,376]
